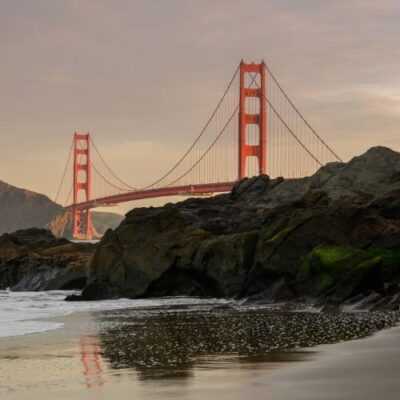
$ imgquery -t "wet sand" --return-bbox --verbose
[0,310,399,400]
[266,323,400,400]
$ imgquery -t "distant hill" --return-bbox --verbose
[0,180,123,238]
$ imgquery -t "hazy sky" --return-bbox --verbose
[1,0,400,213]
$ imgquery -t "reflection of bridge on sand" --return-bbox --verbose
[80,335,106,389]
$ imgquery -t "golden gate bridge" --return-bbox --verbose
[55,60,342,240]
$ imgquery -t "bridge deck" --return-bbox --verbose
[69,181,237,211]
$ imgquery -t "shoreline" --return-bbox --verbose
[0,305,399,399]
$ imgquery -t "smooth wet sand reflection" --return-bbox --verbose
[0,307,398,399]
[80,336,106,389]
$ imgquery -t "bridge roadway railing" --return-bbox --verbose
[67,181,237,211]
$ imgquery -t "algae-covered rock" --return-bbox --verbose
[300,246,385,301]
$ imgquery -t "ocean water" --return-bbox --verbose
[0,290,231,338]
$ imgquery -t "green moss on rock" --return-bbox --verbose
[312,245,368,271]
[299,245,397,288]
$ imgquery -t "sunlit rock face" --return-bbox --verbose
[80,147,400,308]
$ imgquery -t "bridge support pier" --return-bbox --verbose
[238,60,267,179]
[73,133,93,240]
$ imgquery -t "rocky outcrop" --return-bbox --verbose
[0,228,94,291]
[0,180,123,238]
[251,146,400,208]
[75,147,400,308]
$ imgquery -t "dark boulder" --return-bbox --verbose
[370,295,400,311]
[243,279,296,304]
[0,228,93,291]
[142,263,222,298]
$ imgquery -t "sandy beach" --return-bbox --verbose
[0,306,399,400]
[266,323,400,400]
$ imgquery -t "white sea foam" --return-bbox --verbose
[0,290,229,338]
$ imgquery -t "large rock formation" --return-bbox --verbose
[75,147,400,309]
[0,180,123,238]
[0,228,94,291]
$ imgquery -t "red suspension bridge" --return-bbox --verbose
[55,60,342,240]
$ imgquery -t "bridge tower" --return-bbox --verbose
[73,132,93,240]
[238,60,267,179]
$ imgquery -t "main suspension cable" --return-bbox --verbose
[166,105,239,187]
[144,64,240,190]
[54,138,74,204]
[265,96,322,167]
[266,65,343,162]
[90,137,137,191]
[90,162,130,192]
